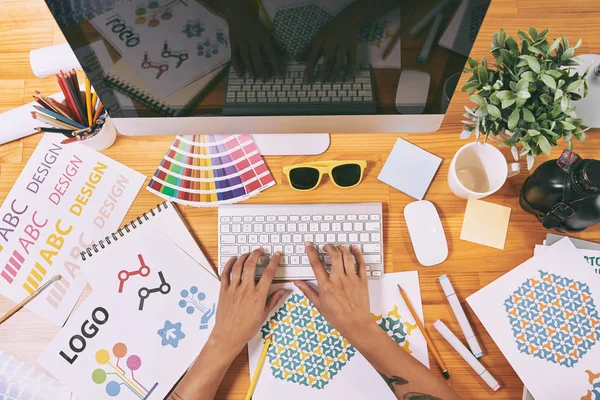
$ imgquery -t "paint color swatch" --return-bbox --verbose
[147,134,275,206]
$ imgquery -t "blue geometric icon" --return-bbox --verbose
[178,286,216,330]
[182,20,205,38]
[157,320,186,348]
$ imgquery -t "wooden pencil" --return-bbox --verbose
[85,77,92,127]
[397,285,450,379]
[91,90,98,117]
[93,103,105,123]
[32,111,80,130]
[382,26,402,60]
[47,97,73,119]
[58,72,81,123]
[64,72,87,126]
[34,105,86,129]
[245,334,272,400]
[35,127,73,135]
[0,275,62,325]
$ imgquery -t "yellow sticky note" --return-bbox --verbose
[460,198,511,250]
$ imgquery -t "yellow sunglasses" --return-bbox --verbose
[283,160,367,191]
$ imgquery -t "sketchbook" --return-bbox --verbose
[39,213,220,400]
[467,238,600,400]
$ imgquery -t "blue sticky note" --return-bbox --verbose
[378,138,442,200]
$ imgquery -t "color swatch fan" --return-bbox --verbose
[147,134,275,206]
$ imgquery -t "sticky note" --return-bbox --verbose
[378,138,442,200]
[460,199,511,250]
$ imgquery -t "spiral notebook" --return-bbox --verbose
[104,60,227,116]
[39,202,220,399]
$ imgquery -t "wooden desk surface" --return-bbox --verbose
[1,0,599,399]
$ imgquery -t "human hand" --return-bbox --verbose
[294,243,375,344]
[228,15,280,79]
[302,18,359,82]
[210,249,287,356]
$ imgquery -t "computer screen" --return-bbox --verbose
[45,0,490,119]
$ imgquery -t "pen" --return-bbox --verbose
[433,320,500,391]
[0,275,62,325]
[398,285,450,379]
[382,26,402,60]
[409,0,451,36]
[418,12,443,64]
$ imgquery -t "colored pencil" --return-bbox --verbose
[34,105,86,129]
[382,26,402,60]
[91,90,98,116]
[245,334,272,400]
[47,97,74,119]
[32,111,81,131]
[64,71,87,126]
[85,77,92,126]
[0,275,61,325]
[93,104,105,123]
[58,71,81,124]
[72,69,85,106]
[35,127,74,135]
[397,284,450,379]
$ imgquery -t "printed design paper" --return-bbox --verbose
[504,270,600,367]
[260,293,356,390]
[0,134,144,325]
[582,370,600,400]
[372,305,417,352]
[272,4,332,57]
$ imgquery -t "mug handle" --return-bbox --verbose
[507,162,521,178]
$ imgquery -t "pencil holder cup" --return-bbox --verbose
[82,116,117,151]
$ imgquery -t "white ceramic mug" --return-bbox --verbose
[448,142,520,199]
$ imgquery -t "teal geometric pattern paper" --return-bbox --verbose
[272,4,332,57]
[260,293,356,390]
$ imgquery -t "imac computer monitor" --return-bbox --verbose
[44,0,490,135]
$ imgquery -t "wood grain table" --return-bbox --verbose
[1,0,599,399]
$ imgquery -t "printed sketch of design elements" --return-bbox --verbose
[178,285,216,329]
[371,305,417,352]
[358,20,392,49]
[272,4,332,58]
[260,293,356,390]
[582,370,600,400]
[92,342,159,398]
[504,270,600,367]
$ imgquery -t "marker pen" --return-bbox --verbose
[439,274,483,358]
[433,320,500,391]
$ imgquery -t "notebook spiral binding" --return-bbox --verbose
[80,202,170,261]
[103,74,176,117]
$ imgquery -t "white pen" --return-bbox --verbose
[433,320,500,391]
[438,274,483,358]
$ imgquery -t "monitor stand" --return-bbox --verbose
[252,134,330,155]
[574,54,600,128]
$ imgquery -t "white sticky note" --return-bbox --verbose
[460,199,511,250]
[378,138,442,200]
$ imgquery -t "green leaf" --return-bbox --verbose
[545,69,563,79]
[487,104,502,118]
[560,120,577,130]
[562,47,575,60]
[517,91,531,99]
[537,135,552,154]
[467,58,479,69]
[548,39,561,54]
[541,128,558,138]
[519,55,541,73]
[540,94,552,105]
[523,108,536,122]
[496,90,515,100]
[521,71,536,82]
[566,80,584,93]
[528,46,543,54]
[497,29,506,47]
[529,27,539,40]
[554,88,564,101]
[516,97,528,107]
[573,38,582,50]
[517,78,529,92]
[502,98,517,109]
[518,30,532,44]
[508,108,520,130]
[561,35,569,49]
[528,129,541,136]
[540,74,557,89]
[506,36,520,53]
[469,94,485,105]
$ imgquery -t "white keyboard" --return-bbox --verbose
[218,203,384,279]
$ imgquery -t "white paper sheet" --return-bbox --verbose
[39,225,220,400]
[90,0,229,97]
[535,245,600,277]
[247,272,428,400]
[0,134,145,326]
[467,238,600,400]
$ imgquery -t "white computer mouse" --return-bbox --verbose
[396,70,430,114]
[404,200,448,266]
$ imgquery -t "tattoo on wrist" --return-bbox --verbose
[403,393,441,400]
[170,392,185,400]
[380,373,409,392]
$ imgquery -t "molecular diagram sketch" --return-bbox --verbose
[138,271,171,310]
[504,270,600,367]
[92,342,158,399]
[118,254,151,293]
[162,41,188,68]
[135,0,189,28]
[141,52,169,79]
[178,285,216,329]
[182,20,205,38]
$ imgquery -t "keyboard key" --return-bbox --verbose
[221,245,238,256]
[293,234,303,243]
[276,223,286,232]
[287,223,297,232]
[221,257,230,266]
[349,233,359,242]
[363,243,381,253]
[220,216,231,222]
[232,224,241,233]
[254,224,264,233]
[359,232,370,242]
[265,223,275,232]
[299,223,308,232]
[301,215,311,222]
[279,256,290,266]
[324,215,334,221]
[371,270,383,277]
[338,233,348,242]
[320,222,330,231]
[363,254,382,264]
[274,244,283,253]
[259,234,269,243]
[332,222,342,231]
[232,216,242,222]
[365,222,381,231]
[326,233,336,242]
[315,233,325,243]
[310,223,319,232]
[354,222,364,231]
[267,216,276,222]
[271,234,281,243]
[221,235,236,244]
[335,215,346,221]
[295,245,305,254]
[343,222,353,232]
[371,232,381,242]
[249,234,258,244]
[284,245,294,254]
[251,245,261,251]
[282,234,292,243]
[241,245,250,253]
[221,224,231,233]
[304,233,314,242]
[301,256,309,265]
[238,235,248,244]
[243,223,252,233]
[370,214,380,220]
[359,215,369,221]
[291,255,300,265]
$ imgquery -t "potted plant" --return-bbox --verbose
[461,27,590,169]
